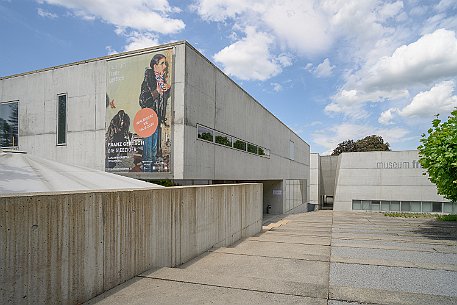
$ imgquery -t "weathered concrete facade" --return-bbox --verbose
[0,41,309,214]
[311,151,453,212]
[0,183,262,305]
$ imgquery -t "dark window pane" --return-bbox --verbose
[247,143,257,154]
[0,102,19,147]
[432,202,442,212]
[233,139,246,151]
[215,132,232,147]
[258,147,265,155]
[197,126,213,142]
[57,95,67,144]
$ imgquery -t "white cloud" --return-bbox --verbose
[312,123,409,154]
[409,5,428,16]
[123,32,160,51]
[37,8,58,18]
[105,45,118,55]
[377,1,403,19]
[400,80,457,117]
[364,29,457,90]
[195,0,333,56]
[326,88,408,119]
[315,58,335,78]
[435,0,457,12]
[304,58,335,78]
[38,0,185,34]
[271,82,282,92]
[192,0,251,22]
[378,81,457,124]
[213,27,288,81]
[378,108,398,125]
[326,29,457,118]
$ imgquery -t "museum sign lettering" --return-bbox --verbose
[376,160,422,169]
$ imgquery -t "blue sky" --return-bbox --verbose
[1,0,457,154]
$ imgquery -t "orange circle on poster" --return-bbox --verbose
[133,108,158,138]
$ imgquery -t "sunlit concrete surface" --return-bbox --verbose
[85,211,457,305]
[0,150,161,194]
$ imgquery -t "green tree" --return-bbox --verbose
[331,135,390,156]
[331,139,356,156]
[418,110,457,202]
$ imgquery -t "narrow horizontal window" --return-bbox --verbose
[197,125,214,142]
[247,143,257,154]
[233,139,246,151]
[214,132,232,147]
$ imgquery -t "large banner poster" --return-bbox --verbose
[105,49,173,173]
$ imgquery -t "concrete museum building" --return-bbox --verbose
[0,41,310,215]
[310,150,456,213]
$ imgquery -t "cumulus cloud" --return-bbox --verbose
[379,81,457,124]
[401,81,457,117]
[377,0,403,19]
[326,29,457,118]
[213,27,290,81]
[326,88,408,119]
[363,29,457,90]
[312,123,409,154]
[305,58,335,78]
[315,58,335,78]
[37,8,58,18]
[435,0,457,12]
[195,0,332,56]
[122,32,160,51]
[378,108,398,125]
[38,0,185,34]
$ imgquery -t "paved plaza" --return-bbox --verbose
[85,211,457,305]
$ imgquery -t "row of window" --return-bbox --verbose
[352,200,457,213]
[0,95,67,148]
[197,124,270,157]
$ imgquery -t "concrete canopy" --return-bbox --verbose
[0,150,162,195]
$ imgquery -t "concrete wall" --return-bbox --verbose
[0,183,262,305]
[182,44,310,182]
[320,155,339,200]
[1,60,106,170]
[333,151,448,211]
[310,153,319,205]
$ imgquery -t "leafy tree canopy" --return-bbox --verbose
[331,135,390,156]
[418,110,457,202]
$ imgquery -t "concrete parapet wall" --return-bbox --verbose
[0,183,262,304]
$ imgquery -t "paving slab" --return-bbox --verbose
[331,246,457,271]
[84,210,457,305]
[141,267,328,299]
[85,277,327,305]
[332,239,457,254]
[211,239,330,261]
[172,251,329,286]
[250,232,331,246]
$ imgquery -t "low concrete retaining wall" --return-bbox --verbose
[0,183,262,304]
